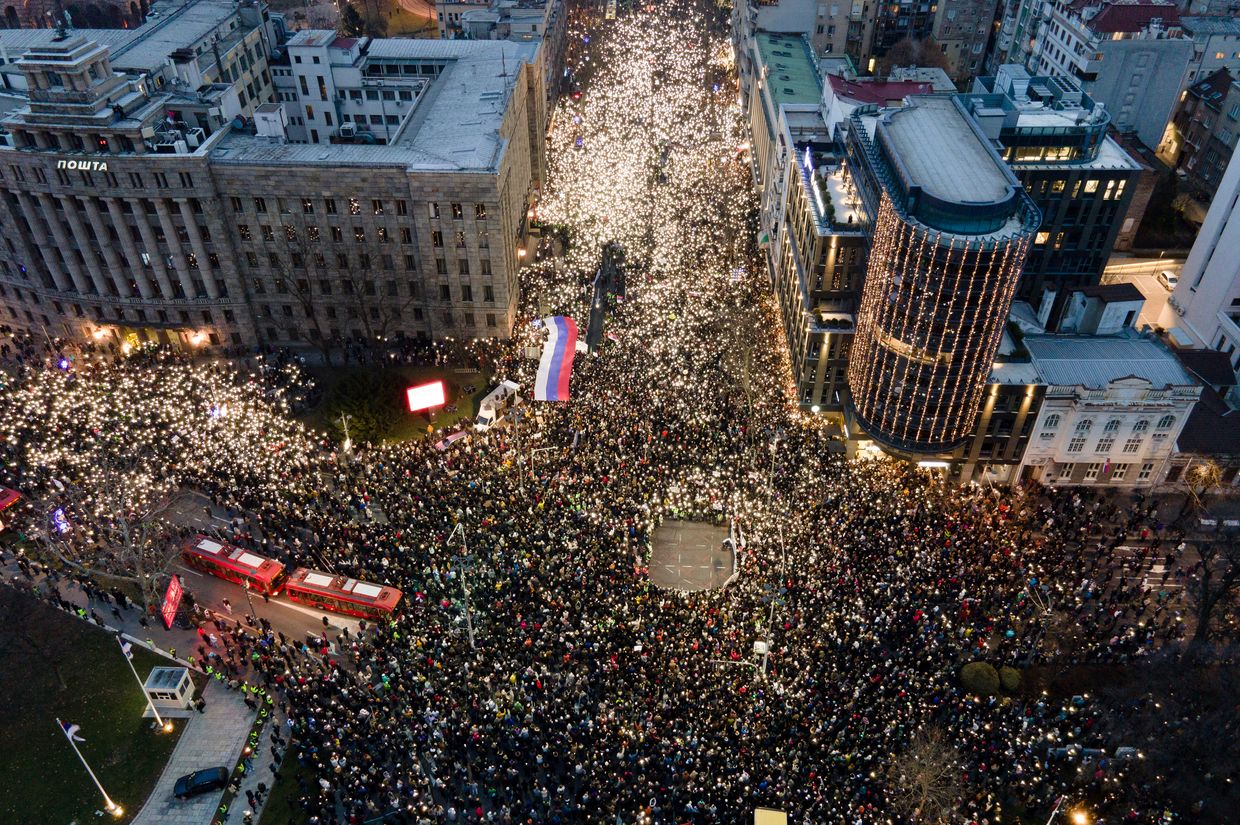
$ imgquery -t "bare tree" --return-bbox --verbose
[1180,459,1223,518]
[25,451,189,615]
[1190,541,1240,644]
[886,726,964,824]
[1098,652,1240,819]
[878,37,954,78]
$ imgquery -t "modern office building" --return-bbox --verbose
[0,3,550,350]
[966,66,1143,303]
[843,95,1040,454]
[1029,0,1193,151]
[744,31,861,412]
[1163,147,1240,376]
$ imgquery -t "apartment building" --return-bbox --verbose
[1030,0,1193,150]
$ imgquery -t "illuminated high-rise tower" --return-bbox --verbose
[844,96,1040,454]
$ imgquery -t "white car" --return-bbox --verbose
[1158,270,1179,291]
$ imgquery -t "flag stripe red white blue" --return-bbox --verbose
[534,316,577,402]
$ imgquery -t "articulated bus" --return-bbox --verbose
[181,535,287,595]
[283,568,402,620]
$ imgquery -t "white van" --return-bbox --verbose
[475,380,521,431]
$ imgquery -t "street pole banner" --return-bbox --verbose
[534,316,578,402]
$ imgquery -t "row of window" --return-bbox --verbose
[1065,434,1156,454]
[237,223,429,245]
[230,196,488,221]
[244,250,493,278]
[1044,414,1176,432]
[1058,462,1156,483]
[0,282,233,329]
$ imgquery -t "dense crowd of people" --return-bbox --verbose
[0,3,1231,824]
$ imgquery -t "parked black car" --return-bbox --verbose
[173,766,229,800]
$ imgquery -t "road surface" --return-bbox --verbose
[397,0,435,25]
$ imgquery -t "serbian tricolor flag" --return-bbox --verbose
[534,316,577,401]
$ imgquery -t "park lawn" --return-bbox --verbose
[301,364,491,446]
[0,590,184,825]
[256,745,316,825]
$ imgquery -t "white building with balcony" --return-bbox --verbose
[1017,335,1201,486]
[1163,147,1240,381]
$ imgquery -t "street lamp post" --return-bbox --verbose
[767,430,783,503]
[338,413,354,456]
[242,579,258,622]
[116,636,172,732]
[760,523,788,678]
[447,522,476,650]
[530,445,555,480]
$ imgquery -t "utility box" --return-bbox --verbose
[144,666,194,710]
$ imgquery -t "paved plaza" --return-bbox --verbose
[650,520,733,591]
[131,680,256,825]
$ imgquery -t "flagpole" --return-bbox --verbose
[55,718,124,818]
[118,636,171,732]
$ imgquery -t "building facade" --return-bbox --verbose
[1030,0,1193,151]
[1180,15,1240,85]
[844,96,1039,453]
[1163,146,1240,377]
[731,0,855,66]
[0,17,549,350]
[967,66,1143,303]
[1,0,146,30]
[1165,68,1240,196]
[1017,335,1200,486]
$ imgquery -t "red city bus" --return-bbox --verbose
[283,568,402,620]
[181,535,287,595]
[0,487,22,512]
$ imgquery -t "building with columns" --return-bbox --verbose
[1016,335,1201,486]
[0,7,549,351]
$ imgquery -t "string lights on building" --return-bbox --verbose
[843,98,1039,454]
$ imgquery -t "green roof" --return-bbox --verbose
[756,32,822,108]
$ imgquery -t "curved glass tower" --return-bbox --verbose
[844,96,1040,454]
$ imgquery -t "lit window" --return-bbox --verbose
[1084,179,1099,194]
[1035,231,1050,245]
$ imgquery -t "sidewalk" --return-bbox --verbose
[131,679,256,825]
[4,560,293,824]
